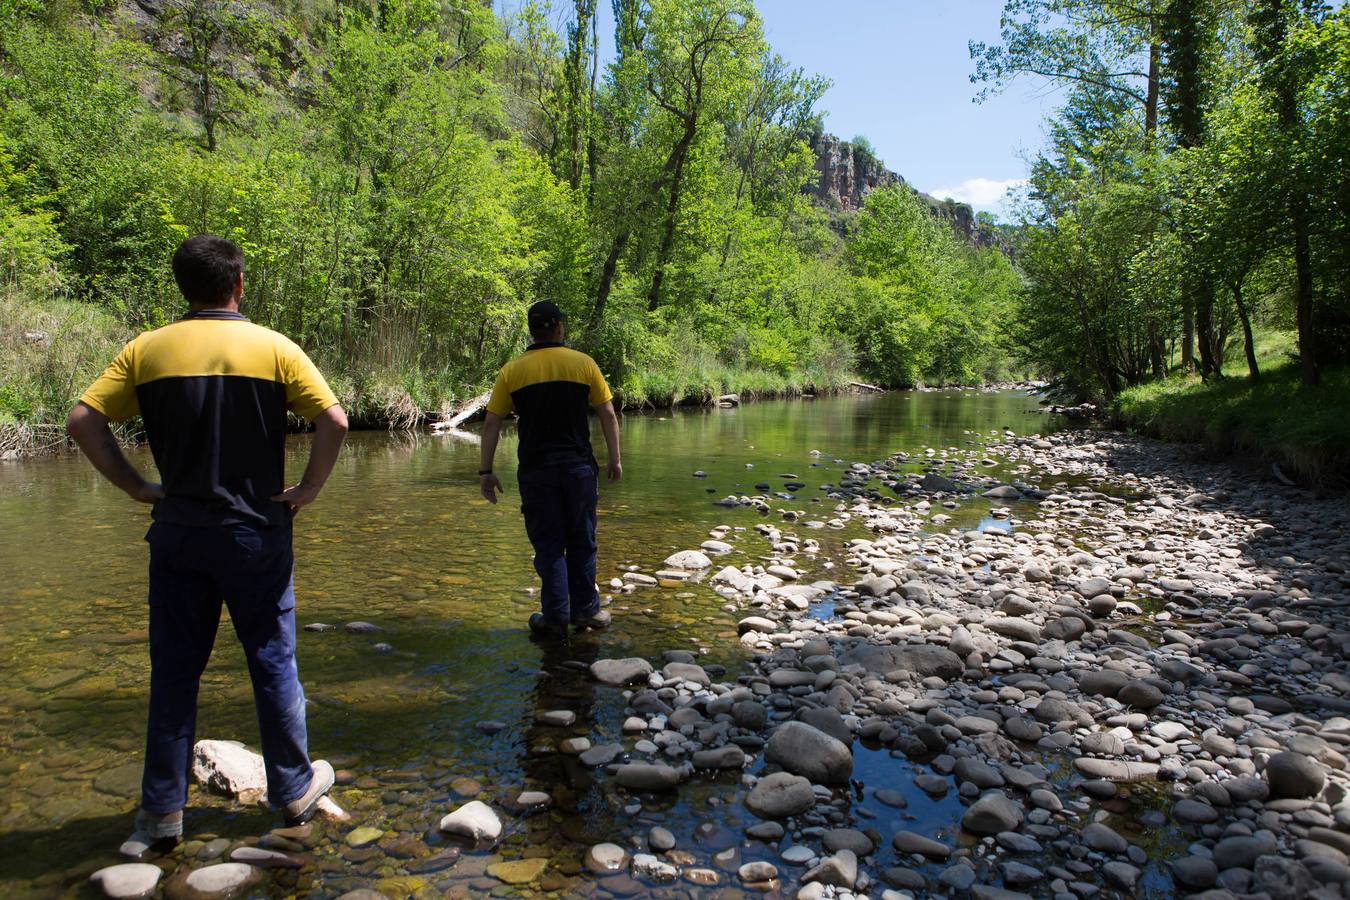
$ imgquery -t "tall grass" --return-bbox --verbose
[0,287,129,455]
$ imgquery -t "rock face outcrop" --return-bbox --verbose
[809,133,902,212]
[808,132,1006,251]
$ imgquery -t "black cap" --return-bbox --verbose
[527,300,566,330]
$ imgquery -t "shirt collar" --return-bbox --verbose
[526,341,564,351]
[182,309,248,321]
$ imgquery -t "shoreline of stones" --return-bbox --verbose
[89,426,1350,899]
[583,428,1350,899]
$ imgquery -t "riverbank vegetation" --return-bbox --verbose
[977,0,1350,472]
[0,0,1022,451]
[1115,331,1350,481]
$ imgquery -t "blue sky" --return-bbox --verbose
[756,0,1056,215]
[497,1,1057,215]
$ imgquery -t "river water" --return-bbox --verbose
[0,389,1066,898]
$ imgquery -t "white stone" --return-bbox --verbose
[183,863,261,895]
[439,800,502,841]
[89,864,161,899]
[664,550,713,570]
[192,740,266,802]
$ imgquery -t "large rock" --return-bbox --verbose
[178,863,263,898]
[798,707,852,747]
[838,644,963,680]
[802,850,857,889]
[1079,669,1130,698]
[590,658,653,686]
[1042,617,1087,642]
[765,722,852,785]
[89,864,162,899]
[745,772,815,818]
[439,800,502,842]
[664,550,712,570]
[1118,680,1165,709]
[613,763,684,792]
[1072,758,1160,782]
[921,472,957,492]
[692,746,746,770]
[1083,823,1129,854]
[192,740,266,803]
[961,792,1023,835]
[986,618,1042,642]
[892,830,952,859]
[1265,751,1326,799]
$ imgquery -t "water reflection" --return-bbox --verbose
[0,389,1058,896]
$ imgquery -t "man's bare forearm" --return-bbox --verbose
[299,405,348,490]
[480,413,503,472]
[598,403,621,464]
[66,402,160,501]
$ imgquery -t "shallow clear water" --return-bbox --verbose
[0,389,1061,897]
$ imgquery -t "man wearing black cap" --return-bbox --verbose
[479,301,622,641]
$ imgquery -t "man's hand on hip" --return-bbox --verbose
[272,480,322,514]
[480,473,504,503]
[132,481,166,504]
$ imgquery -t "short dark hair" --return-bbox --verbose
[172,235,244,306]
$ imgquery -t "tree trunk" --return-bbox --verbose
[1182,305,1195,371]
[1293,206,1318,385]
[1144,33,1160,140]
[647,117,698,311]
[589,229,629,336]
[1233,282,1259,381]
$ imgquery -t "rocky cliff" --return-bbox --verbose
[808,133,1005,251]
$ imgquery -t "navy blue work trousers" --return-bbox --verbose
[141,521,313,813]
[517,460,600,625]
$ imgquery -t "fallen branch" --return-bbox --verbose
[432,390,492,431]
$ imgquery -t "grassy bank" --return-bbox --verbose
[0,289,861,457]
[1114,332,1350,484]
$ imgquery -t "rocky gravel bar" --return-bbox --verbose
[90,427,1350,899]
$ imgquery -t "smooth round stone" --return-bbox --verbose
[962,791,1023,835]
[1265,752,1326,799]
[781,845,816,865]
[89,863,162,899]
[487,858,549,884]
[738,861,779,883]
[874,788,909,808]
[1170,855,1218,889]
[892,829,951,859]
[1173,798,1220,825]
[649,826,676,852]
[822,827,874,856]
[745,772,814,818]
[1083,822,1129,854]
[183,863,262,896]
[439,800,502,841]
[345,826,383,847]
[586,843,628,873]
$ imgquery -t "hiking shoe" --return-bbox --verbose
[574,609,611,630]
[119,808,182,860]
[528,612,569,643]
[282,759,335,826]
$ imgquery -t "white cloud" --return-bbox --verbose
[927,177,1027,209]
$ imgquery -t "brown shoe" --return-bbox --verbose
[282,760,334,826]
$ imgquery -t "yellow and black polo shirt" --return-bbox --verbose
[80,309,339,528]
[486,342,612,469]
